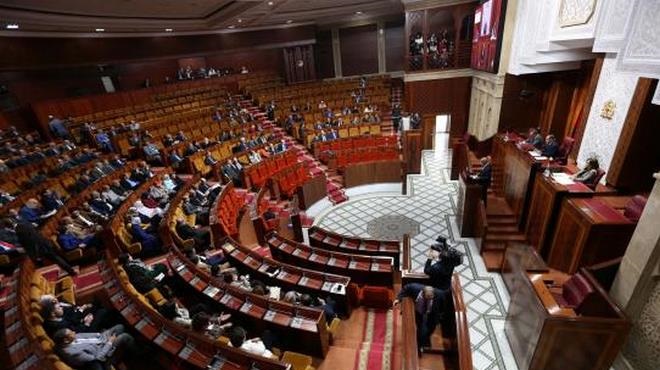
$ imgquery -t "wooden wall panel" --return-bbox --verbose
[404,77,471,138]
[607,78,660,192]
[385,20,405,72]
[116,59,180,90]
[0,26,316,70]
[315,30,335,79]
[340,24,378,76]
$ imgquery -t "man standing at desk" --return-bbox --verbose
[472,156,492,204]
[424,237,463,290]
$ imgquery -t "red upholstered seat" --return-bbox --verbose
[556,137,575,165]
[552,273,594,313]
[586,169,606,190]
[623,195,648,222]
[361,286,393,309]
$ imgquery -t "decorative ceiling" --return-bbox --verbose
[0,0,404,36]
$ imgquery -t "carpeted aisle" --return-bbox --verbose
[354,309,397,370]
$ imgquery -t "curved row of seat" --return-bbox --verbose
[298,123,382,147]
[208,183,246,238]
[333,147,399,170]
[308,226,401,269]
[243,149,297,190]
[270,163,310,199]
[266,232,394,287]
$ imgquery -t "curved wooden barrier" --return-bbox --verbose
[308,226,401,269]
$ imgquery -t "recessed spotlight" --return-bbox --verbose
[355,11,363,15]
[238,19,242,23]
[286,20,293,24]
[6,23,19,30]
[95,28,105,32]
[228,25,236,29]
[267,1,274,5]
[165,28,173,32]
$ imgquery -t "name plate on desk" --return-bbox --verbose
[348,261,358,269]
[321,281,333,292]
[178,343,209,367]
[175,263,186,272]
[299,276,309,286]
[277,270,289,280]
[292,248,303,257]
[268,236,282,246]
[207,355,227,370]
[135,318,158,340]
[263,310,276,322]
[203,286,220,298]
[328,257,337,266]
[154,330,184,353]
[219,294,232,305]
[239,302,253,313]
[308,254,319,262]
[222,242,235,253]
[190,277,206,290]
[371,263,379,271]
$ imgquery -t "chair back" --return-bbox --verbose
[562,273,595,313]
[586,169,606,190]
[557,137,575,164]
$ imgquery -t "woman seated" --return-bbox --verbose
[572,157,601,187]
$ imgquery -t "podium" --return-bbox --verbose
[456,170,484,237]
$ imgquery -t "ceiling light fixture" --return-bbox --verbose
[286,20,293,24]
[268,1,274,5]
[165,28,173,32]
[355,11,363,15]
[228,25,236,29]
[95,28,105,32]
[238,19,242,23]
[6,23,19,29]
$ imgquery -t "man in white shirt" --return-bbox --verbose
[228,326,276,359]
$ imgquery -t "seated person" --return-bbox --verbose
[523,127,543,149]
[192,312,232,339]
[118,254,169,295]
[19,198,53,225]
[204,151,218,166]
[228,326,277,359]
[131,162,153,182]
[158,300,192,328]
[40,295,112,336]
[300,294,337,322]
[57,219,101,252]
[572,157,601,185]
[248,151,262,164]
[223,271,251,291]
[142,140,162,164]
[101,185,125,207]
[89,191,114,217]
[541,134,559,158]
[53,325,136,370]
[120,173,139,190]
[42,189,65,213]
[393,284,448,350]
[184,143,199,157]
[162,174,179,193]
[128,217,162,253]
[175,218,211,251]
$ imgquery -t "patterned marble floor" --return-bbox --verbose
[311,134,519,370]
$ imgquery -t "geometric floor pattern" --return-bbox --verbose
[313,134,519,370]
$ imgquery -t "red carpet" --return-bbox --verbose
[354,309,396,370]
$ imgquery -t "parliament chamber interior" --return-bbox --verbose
[0,1,659,370]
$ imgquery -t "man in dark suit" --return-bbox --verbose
[394,283,448,350]
[541,134,559,158]
[524,128,543,149]
[472,156,492,203]
[15,221,76,275]
[424,237,462,290]
[175,218,210,251]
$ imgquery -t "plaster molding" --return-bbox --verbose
[558,0,597,28]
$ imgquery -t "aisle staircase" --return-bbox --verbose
[240,95,350,206]
[481,195,526,271]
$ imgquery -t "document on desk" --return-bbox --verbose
[552,173,575,185]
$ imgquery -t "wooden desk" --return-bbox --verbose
[456,170,484,237]
[219,238,353,315]
[525,172,595,257]
[297,174,327,210]
[501,243,549,294]
[505,269,630,370]
[492,134,544,228]
[547,198,635,274]
[267,233,394,287]
[343,160,402,188]
[168,252,329,358]
[308,226,401,269]
[402,129,422,174]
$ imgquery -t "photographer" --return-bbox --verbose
[424,236,463,290]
